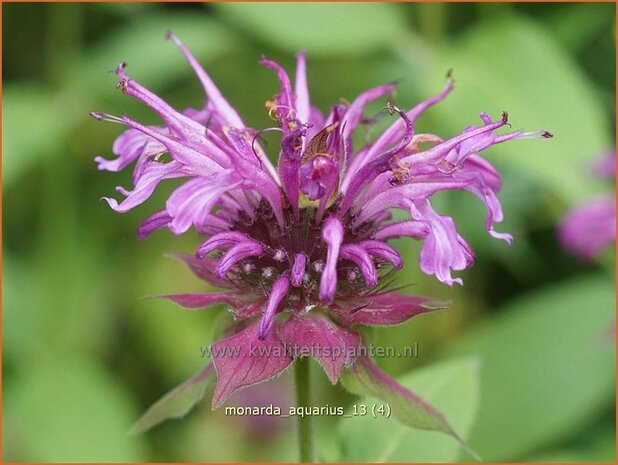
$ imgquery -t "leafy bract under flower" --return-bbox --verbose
[93,33,551,435]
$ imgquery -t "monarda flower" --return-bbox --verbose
[559,151,616,260]
[93,33,551,439]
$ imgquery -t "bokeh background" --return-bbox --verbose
[3,2,616,462]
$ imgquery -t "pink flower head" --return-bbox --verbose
[559,150,616,260]
[94,34,551,429]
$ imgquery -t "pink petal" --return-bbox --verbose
[259,57,294,111]
[374,221,430,241]
[257,276,290,340]
[410,199,474,286]
[340,244,378,287]
[103,160,189,213]
[319,217,344,303]
[215,241,264,278]
[342,78,453,193]
[290,253,307,287]
[559,195,616,260]
[358,240,403,269]
[137,209,171,239]
[196,231,251,259]
[167,32,245,129]
[166,172,241,235]
[294,51,310,125]
[341,84,396,142]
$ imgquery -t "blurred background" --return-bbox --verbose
[2,2,616,462]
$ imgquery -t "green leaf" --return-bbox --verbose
[548,3,615,52]
[2,85,69,185]
[397,15,611,205]
[215,3,406,57]
[2,255,45,362]
[338,357,481,462]
[339,355,478,459]
[4,357,147,461]
[79,14,236,90]
[525,425,616,462]
[130,364,215,434]
[132,253,220,382]
[447,275,615,461]
[3,14,234,188]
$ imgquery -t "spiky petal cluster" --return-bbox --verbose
[93,34,551,418]
[559,151,616,260]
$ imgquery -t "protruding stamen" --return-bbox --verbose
[90,111,126,125]
[250,127,283,167]
[516,129,554,140]
[501,111,509,125]
[445,68,454,84]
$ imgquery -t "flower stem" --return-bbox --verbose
[294,357,314,463]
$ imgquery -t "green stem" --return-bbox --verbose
[294,358,314,463]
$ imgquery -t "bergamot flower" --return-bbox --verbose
[92,33,551,434]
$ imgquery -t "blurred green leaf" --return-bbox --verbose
[549,3,614,52]
[2,85,68,185]
[79,14,236,90]
[3,3,616,462]
[3,14,235,188]
[525,425,616,462]
[340,355,462,441]
[215,3,406,57]
[398,15,611,205]
[132,253,220,382]
[339,355,478,459]
[447,275,615,460]
[2,255,45,361]
[131,364,214,434]
[96,3,152,15]
[338,357,480,462]
[5,356,146,461]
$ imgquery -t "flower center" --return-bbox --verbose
[226,199,381,307]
